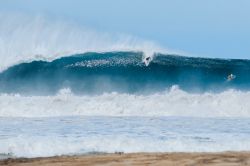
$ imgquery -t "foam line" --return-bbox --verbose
[0,87,250,117]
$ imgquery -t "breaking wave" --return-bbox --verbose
[0,13,166,72]
[0,52,250,95]
[0,86,250,118]
[0,13,250,119]
[1,13,250,158]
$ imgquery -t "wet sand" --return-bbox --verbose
[1,152,250,166]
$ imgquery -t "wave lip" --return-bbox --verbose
[0,13,168,72]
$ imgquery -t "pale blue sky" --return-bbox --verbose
[1,0,250,59]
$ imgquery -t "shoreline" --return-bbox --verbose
[1,152,250,166]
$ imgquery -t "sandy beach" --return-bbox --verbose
[1,152,250,166]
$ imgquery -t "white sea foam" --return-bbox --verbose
[0,87,250,118]
[1,116,250,158]
[3,135,250,158]
[0,13,172,72]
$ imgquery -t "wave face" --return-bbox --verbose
[0,51,250,95]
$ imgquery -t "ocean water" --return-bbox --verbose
[2,117,250,158]
[0,51,250,158]
[1,15,250,158]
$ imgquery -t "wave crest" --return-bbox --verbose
[0,13,168,72]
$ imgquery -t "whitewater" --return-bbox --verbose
[1,14,250,158]
[0,87,250,118]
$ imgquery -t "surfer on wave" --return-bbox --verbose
[144,56,151,66]
[227,73,236,82]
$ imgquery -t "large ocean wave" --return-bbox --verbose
[0,13,167,72]
[0,51,250,95]
[1,13,250,119]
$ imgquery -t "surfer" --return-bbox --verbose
[144,56,152,66]
[227,73,236,81]
[146,57,151,62]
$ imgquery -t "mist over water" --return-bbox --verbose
[0,13,166,72]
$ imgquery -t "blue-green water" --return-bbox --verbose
[1,52,250,95]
